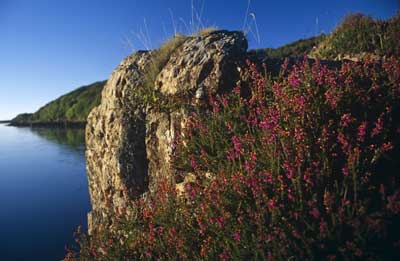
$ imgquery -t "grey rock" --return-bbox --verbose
[85,30,248,234]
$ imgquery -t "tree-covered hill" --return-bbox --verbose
[252,12,399,60]
[11,81,105,126]
[312,12,400,59]
[254,34,326,59]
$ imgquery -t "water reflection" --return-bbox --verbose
[30,127,86,152]
[0,124,90,260]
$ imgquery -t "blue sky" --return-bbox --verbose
[0,0,398,120]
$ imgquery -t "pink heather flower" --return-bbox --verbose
[342,167,350,176]
[319,220,328,236]
[259,120,272,130]
[221,96,229,107]
[323,191,332,213]
[268,199,277,209]
[288,74,300,87]
[219,249,230,261]
[185,183,196,201]
[327,255,336,261]
[310,208,320,219]
[226,122,233,132]
[249,151,257,161]
[272,83,283,98]
[325,90,339,109]
[371,117,383,137]
[227,149,235,161]
[233,232,241,242]
[259,108,280,132]
[381,142,393,152]
[247,177,257,188]
[357,122,367,142]
[216,217,225,228]
[233,84,241,95]
[387,191,400,214]
[231,135,243,157]
[294,95,306,115]
[287,189,295,201]
[262,171,273,184]
[340,113,352,128]
[294,128,305,143]
[284,161,295,180]
[190,155,199,171]
[245,155,257,172]
[337,132,350,152]
[292,230,301,239]
[355,249,363,257]
[315,66,328,85]
[379,184,385,196]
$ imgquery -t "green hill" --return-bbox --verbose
[11,81,106,126]
[312,12,400,59]
[255,34,326,58]
[252,12,399,60]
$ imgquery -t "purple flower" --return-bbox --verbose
[233,232,241,242]
[231,136,243,157]
[342,167,349,176]
[357,122,367,142]
[371,117,383,137]
[310,208,320,219]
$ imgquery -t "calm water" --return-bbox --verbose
[0,123,91,260]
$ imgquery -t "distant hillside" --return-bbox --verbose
[251,12,399,61]
[312,12,400,59]
[11,81,106,126]
[254,34,326,59]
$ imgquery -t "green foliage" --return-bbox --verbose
[140,34,187,106]
[12,81,105,124]
[11,113,33,123]
[315,12,400,58]
[258,34,326,58]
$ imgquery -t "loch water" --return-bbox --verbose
[0,123,90,260]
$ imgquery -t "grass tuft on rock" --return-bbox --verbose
[141,34,188,105]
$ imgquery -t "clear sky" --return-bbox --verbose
[0,0,398,120]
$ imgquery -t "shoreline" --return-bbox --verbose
[7,121,86,128]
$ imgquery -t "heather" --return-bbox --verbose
[68,56,400,260]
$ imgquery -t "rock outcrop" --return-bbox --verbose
[86,51,152,233]
[85,30,247,233]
